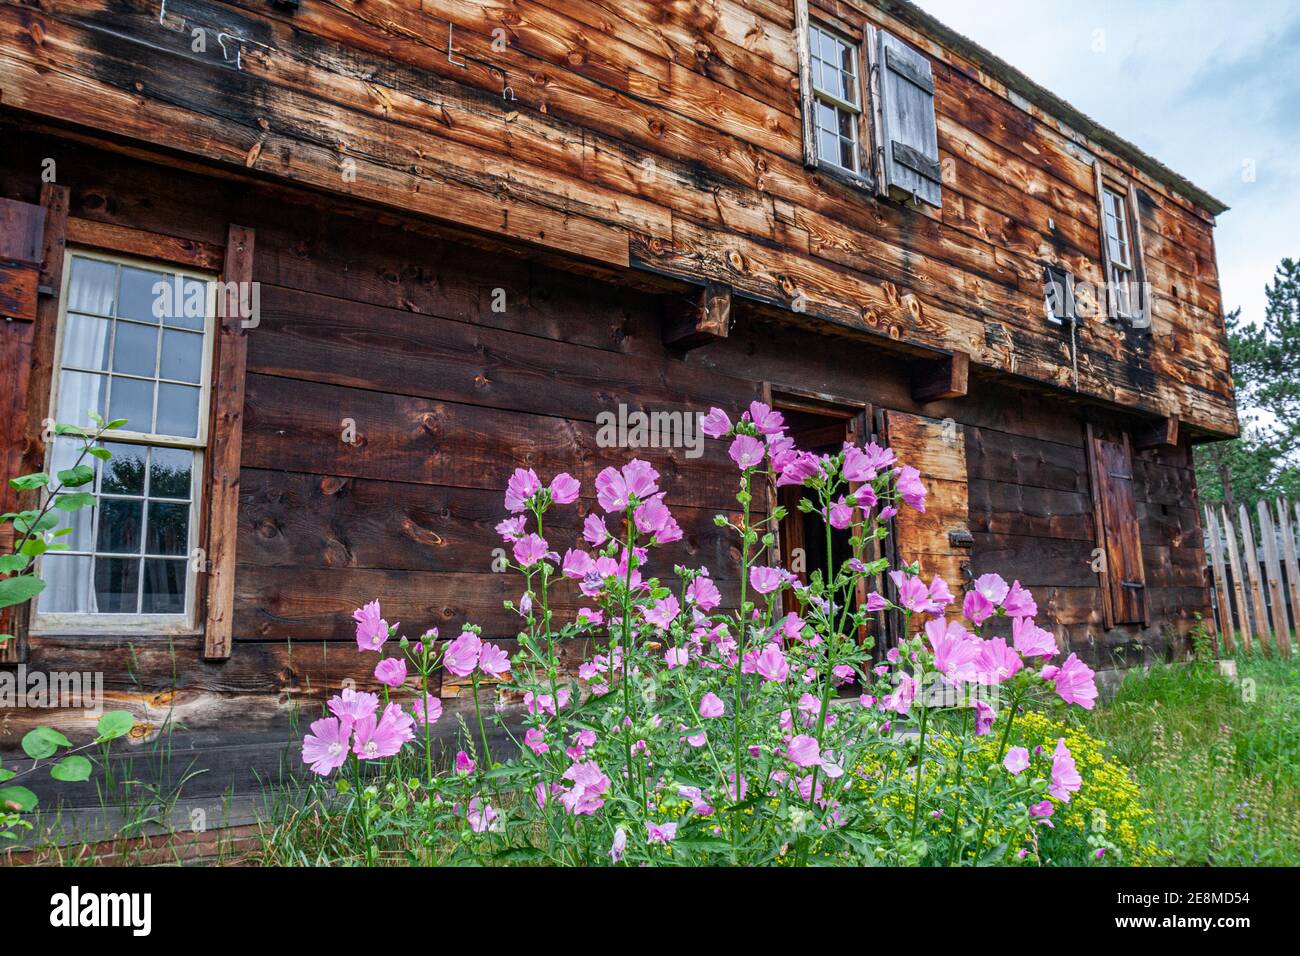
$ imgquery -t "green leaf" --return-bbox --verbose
[53,423,87,437]
[18,538,50,558]
[0,554,30,573]
[96,710,135,742]
[50,755,92,783]
[13,511,58,536]
[87,447,113,461]
[8,472,49,492]
[0,634,12,646]
[0,575,45,610]
[0,769,15,782]
[21,726,71,760]
[56,465,96,488]
[105,419,128,430]
[53,492,96,512]
[0,786,38,813]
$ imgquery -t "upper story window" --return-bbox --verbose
[809,25,864,175]
[1101,186,1135,318]
[795,3,942,207]
[34,250,214,631]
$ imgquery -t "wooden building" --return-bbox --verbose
[0,0,1236,826]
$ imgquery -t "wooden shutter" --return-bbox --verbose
[1127,182,1152,329]
[1086,425,1148,626]
[874,31,942,208]
[793,0,818,169]
[883,410,970,626]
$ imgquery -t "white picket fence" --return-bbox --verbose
[1203,498,1299,655]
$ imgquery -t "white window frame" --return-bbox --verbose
[809,23,865,176]
[1102,185,1135,319]
[31,247,216,635]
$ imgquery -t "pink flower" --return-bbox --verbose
[974,637,1023,685]
[963,589,996,627]
[549,472,580,504]
[844,442,895,482]
[645,820,678,844]
[634,494,681,541]
[832,664,854,684]
[643,595,681,630]
[729,434,765,470]
[328,688,379,722]
[505,468,542,513]
[787,734,820,768]
[374,656,408,688]
[827,497,853,530]
[559,760,610,815]
[1003,580,1038,618]
[973,697,995,736]
[466,797,499,833]
[495,515,527,542]
[925,618,981,683]
[443,631,482,678]
[744,401,785,435]
[779,612,805,642]
[749,566,783,595]
[766,434,798,472]
[1030,800,1055,827]
[1050,738,1083,802]
[687,575,722,611]
[576,607,604,627]
[302,716,351,776]
[1051,653,1098,710]
[664,646,690,669]
[890,571,946,616]
[583,512,608,546]
[1003,746,1030,775]
[512,533,550,567]
[1012,616,1058,659]
[562,548,595,579]
[524,728,549,755]
[755,644,789,683]
[411,694,442,726]
[699,691,725,718]
[609,827,628,863]
[895,465,927,512]
[352,703,414,760]
[973,572,1010,606]
[866,592,888,612]
[882,672,917,715]
[455,750,475,774]
[353,600,389,651]
[700,407,731,439]
[594,459,660,512]
[479,642,511,677]
[776,452,820,487]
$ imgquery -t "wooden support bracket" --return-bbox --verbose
[1134,415,1179,450]
[910,350,969,404]
[664,281,731,351]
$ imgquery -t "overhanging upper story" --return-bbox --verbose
[0,0,1238,438]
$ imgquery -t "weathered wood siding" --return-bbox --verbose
[0,0,1235,438]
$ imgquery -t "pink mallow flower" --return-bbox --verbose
[700,407,732,439]
[1050,738,1083,802]
[549,472,580,504]
[974,637,1023,685]
[1003,580,1038,618]
[594,459,659,513]
[1012,616,1058,659]
[687,575,722,611]
[455,750,475,774]
[443,631,482,678]
[645,820,678,844]
[745,400,785,435]
[1049,653,1098,710]
[749,566,783,595]
[478,642,511,678]
[512,533,550,567]
[1004,746,1030,775]
[302,717,351,776]
[559,760,610,815]
[583,512,608,546]
[411,695,442,726]
[505,468,542,513]
[644,595,681,631]
[729,434,765,470]
[699,692,725,718]
[352,703,414,760]
[374,656,408,688]
[755,644,789,683]
[895,465,927,512]
[329,688,379,722]
[353,600,389,651]
[925,618,981,683]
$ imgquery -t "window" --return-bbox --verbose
[1101,186,1135,318]
[809,24,864,175]
[34,250,214,630]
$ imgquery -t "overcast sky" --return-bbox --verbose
[912,0,1300,328]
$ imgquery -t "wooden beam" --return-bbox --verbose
[203,225,254,661]
[1135,415,1179,450]
[910,350,970,404]
[664,281,731,351]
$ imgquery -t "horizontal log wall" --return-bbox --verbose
[0,0,1236,438]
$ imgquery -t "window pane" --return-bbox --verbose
[52,496,95,551]
[94,557,140,613]
[163,278,208,331]
[146,501,190,556]
[156,383,200,439]
[142,559,187,614]
[38,555,95,612]
[108,376,155,433]
[118,266,166,323]
[111,320,159,377]
[98,498,143,554]
[61,314,113,372]
[57,369,108,426]
[101,442,146,495]
[66,258,116,316]
[160,329,203,383]
[149,447,193,499]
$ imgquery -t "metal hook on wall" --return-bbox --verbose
[447,22,467,68]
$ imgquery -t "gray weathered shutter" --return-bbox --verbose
[875,30,941,208]
[1127,182,1152,330]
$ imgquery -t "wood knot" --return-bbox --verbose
[726,250,746,272]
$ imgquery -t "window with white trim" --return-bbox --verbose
[1101,186,1135,318]
[809,24,864,175]
[34,250,214,630]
